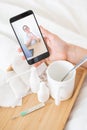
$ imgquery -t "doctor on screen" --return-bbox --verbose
[22,25,40,47]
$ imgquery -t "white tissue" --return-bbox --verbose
[12,56,31,73]
[0,61,49,107]
[37,82,49,103]
[0,82,22,107]
[12,56,31,88]
[0,70,22,107]
[6,71,29,99]
[30,67,40,93]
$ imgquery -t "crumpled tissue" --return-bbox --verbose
[0,56,47,107]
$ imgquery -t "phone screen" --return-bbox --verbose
[10,10,49,64]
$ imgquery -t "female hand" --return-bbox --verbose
[40,26,68,61]
[34,26,68,67]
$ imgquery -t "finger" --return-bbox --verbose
[34,62,42,67]
[22,56,26,60]
[18,48,22,52]
[40,26,53,39]
[42,37,51,52]
[44,38,52,52]
[34,59,45,67]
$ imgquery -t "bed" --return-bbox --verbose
[0,0,87,129]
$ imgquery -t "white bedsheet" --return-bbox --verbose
[0,0,87,129]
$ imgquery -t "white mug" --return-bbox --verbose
[46,60,76,105]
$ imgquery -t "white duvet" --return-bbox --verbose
[0,0,87,129]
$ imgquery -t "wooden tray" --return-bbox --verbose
[0,67,87,130]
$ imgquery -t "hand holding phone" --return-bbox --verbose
[10,10,49,65]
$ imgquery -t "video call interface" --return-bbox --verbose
[12,14,48,60]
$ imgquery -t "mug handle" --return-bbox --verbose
[55,87,62,105]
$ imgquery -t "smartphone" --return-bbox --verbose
[10,10,49,65]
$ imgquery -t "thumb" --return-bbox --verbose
[40,26,53,39]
